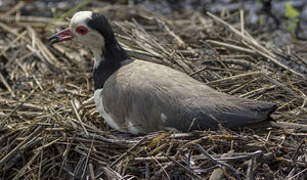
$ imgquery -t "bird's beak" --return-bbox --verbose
[48,28,73,44]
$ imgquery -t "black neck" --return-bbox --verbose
[93,40,129,90]
[87,13,130,90]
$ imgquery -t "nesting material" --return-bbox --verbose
[0,3,306,180]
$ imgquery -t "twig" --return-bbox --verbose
[1,31,27,57]
[70,100,89,135]
[81,136,95,180]
[270,121,307,132]
[110,137,147,168]
[156,18,186,48]
[0,126,44,167]
[207,12,304,78]
[240,10,245,36]
[152,156,171,180]
[0,15,68,26]
[73,155,87,179]
[1,89,36,125]
[1,1,25,17]
[12,151,40,180]
[291,139,305,161]
[193,143,241,180]
[261,73,299,97]
[0,22,30,43]
[207,40,256,54]
[246,157,256,180]
[78,96,95,111]
[206,71,261,85]
[166,155,202,180]
[0,71,14,97]
[288,168,307,180]
[89,162,96,180]
[216,150,263,161]
[101,167,123,179]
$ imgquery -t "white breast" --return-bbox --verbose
[94,89,121,131]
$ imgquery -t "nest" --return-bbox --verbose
[0,2,306,180]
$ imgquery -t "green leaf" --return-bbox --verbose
[285,2,299,34]
[285,2,299,19]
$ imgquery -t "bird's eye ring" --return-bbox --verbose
[76,26,88,35]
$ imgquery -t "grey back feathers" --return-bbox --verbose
[101,60,276,133]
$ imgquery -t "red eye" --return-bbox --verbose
[76,26,88,35]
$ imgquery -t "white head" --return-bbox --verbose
[69,11,105,53]
[49,11,113,58]
[49,11,129,90]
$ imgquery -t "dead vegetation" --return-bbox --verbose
[0,2,306,180]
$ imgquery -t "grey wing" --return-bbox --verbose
[177,95,276,131]
[102,60,276,133]
[115,82,276,133]
[101,60,203,133]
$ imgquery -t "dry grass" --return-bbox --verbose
[0,3,306,180]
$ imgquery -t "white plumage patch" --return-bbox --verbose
[70,11,92,28]
[70,11,105,60]
[94,89,120,131]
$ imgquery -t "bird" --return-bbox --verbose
[49,11,277,134]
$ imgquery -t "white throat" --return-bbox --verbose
[91,48,103,69]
